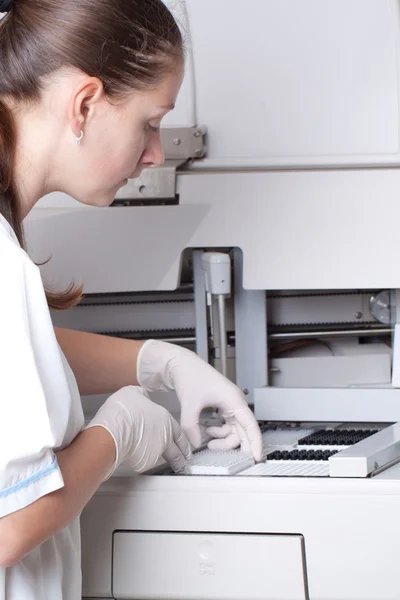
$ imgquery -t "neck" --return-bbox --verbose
[12,104,58,220]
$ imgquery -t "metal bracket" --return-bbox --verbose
[114,159,186,202]
[114,126,207,204]
[160,126,207,160]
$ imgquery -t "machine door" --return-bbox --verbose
[112,530,308,600]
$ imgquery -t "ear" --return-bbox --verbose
[69,76,105,138]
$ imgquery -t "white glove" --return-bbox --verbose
[86,386,192,477]
[137,340,263,462]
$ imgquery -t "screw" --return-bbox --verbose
[195,149,203,157]
[173,138,181,145]
[243,388,249,395]
[194,130,201,137]
[355,312,363,319]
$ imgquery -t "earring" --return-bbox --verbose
[75,130,84,145]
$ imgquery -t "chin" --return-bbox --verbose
[96,196,116,208]
[75,192,116,208]
[72,180,128,208]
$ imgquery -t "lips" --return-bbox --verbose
[129,167,144,179]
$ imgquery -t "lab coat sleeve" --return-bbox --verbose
[0,239,64,518]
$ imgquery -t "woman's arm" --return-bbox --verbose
[55,328,145,395]
[0,426,115,568]
[0,385,191,568]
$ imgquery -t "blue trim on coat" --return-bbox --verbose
[0,454,59,498]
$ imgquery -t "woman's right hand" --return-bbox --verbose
[86,386,192,477]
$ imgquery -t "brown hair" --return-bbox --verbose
[0,0,183,309]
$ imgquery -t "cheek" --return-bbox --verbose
[113,130,145,172]
[91,131,145,181]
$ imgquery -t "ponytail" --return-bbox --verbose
[0,99,21,242]
[0,99,83,310]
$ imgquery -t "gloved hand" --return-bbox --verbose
[86,385,192,477]
[137,340,263,462]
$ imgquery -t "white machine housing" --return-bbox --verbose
[25,1,400,599]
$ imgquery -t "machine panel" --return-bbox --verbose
[112,531,308,600]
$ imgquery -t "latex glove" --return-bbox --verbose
[86,385,192,477]
[137,340,263,461]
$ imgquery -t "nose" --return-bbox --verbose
[141,132,165,168]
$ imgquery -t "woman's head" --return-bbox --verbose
[25,56,183,209]
[0,0,183,217]
[0,0,184,308]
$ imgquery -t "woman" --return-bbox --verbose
[0,0,262,598]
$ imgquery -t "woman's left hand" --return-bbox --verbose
[137,340,263,461]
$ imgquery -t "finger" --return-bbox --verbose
[207,432,240,451]
[171,418,192,461]
[235,422,251,454]
[180,406,203,449]
[207,425,252,454]
[229,407,263,462]
[206,423,234,439]
[137,386,151,399]
[162,442,188,474]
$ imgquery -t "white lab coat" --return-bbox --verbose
[0,214,84,599]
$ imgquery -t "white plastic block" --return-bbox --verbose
[187,449,254,475]
[239,461,329,477]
